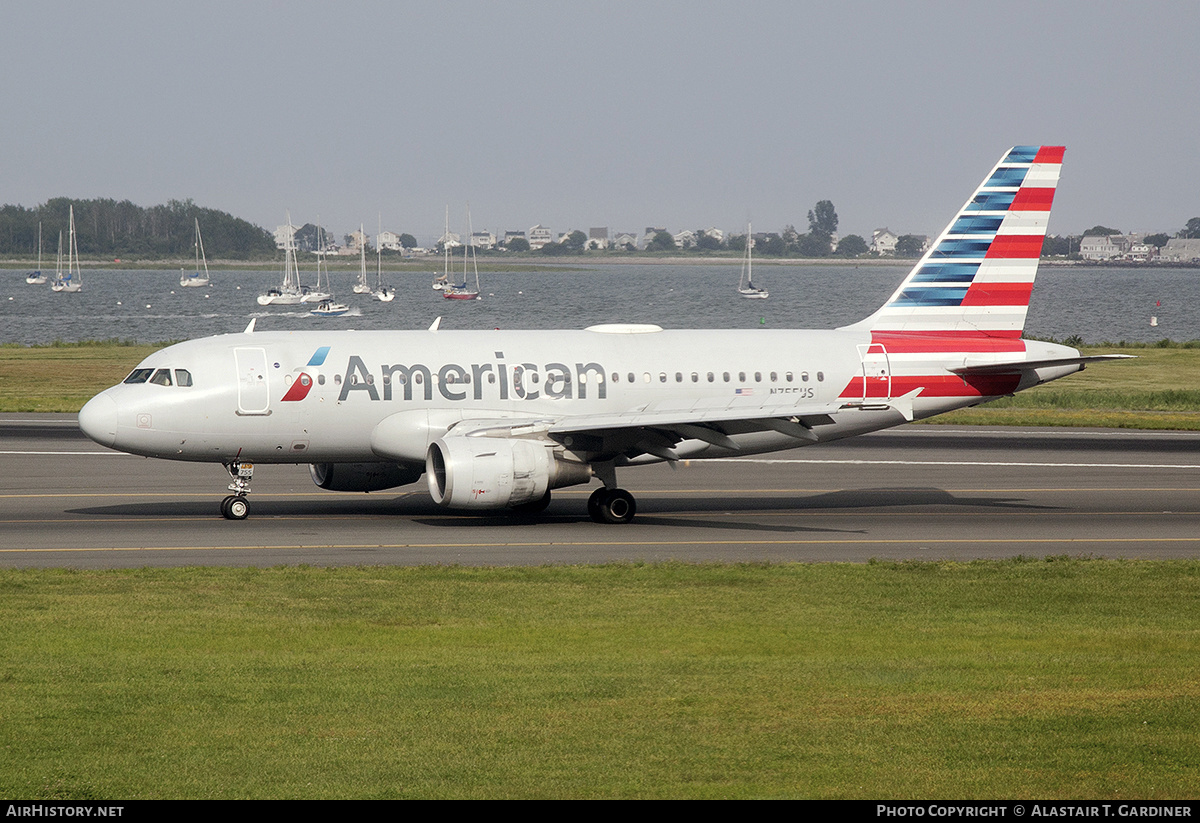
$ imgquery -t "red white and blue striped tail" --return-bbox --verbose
[842,145,1063,339]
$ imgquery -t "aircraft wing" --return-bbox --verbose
[444,403,834,462]
[450,400,850,463]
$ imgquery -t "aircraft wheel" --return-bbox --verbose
[600,488,636,524]
[221,495,249,520]
[587,488,608,523]
[510,490,551,515]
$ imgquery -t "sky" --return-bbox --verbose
[3,0,1197,246]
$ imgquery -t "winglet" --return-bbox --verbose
[243,318,257,334]
[429,316,441,332]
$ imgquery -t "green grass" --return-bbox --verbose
[0,341,167,412]
[1,560,1197,798]
[929,346,1200,428]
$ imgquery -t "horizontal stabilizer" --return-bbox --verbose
[950,354,1135,375]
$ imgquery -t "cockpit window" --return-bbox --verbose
[174,369,193,387]
[150,369,173,386]
[124,368,154,384]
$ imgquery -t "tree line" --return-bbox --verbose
[0,198,277,259]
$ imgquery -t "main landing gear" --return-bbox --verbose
[221,461,254,520]
[587,487,636,524]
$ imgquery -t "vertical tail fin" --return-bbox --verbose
[842,145,1064,338]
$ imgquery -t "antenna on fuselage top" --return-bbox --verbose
[243,318,257,334]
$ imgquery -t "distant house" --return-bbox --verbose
[1079,233,1156,262]
[347,229,370,253]
[703,227,725,244]
[639,227,666,250]
[673,229,697,249]
[503,230,527,246]
[871,228,898,255]
[471,230,496,250]
[613,231,638,249]
[438,230,462,250]
[274,223,298,250]
[588,227,609,250]
[377,230,402,252]
[1079,234,1127,261]
[1160,238,1200,263]
[528,225,553,249]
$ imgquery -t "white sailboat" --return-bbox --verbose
[180,218,210,287]
[25,223,46,284]
[353,223,372,294]
[737,222,768,299]
[443,205,481,301]
[300,241,333,303]
[50,206,82,293]
[257,213,303,305]
[432,206,450,290]
[373,215,394,302]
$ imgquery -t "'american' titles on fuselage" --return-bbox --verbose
[334,353,608,403]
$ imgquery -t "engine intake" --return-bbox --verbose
[426,435,591,509]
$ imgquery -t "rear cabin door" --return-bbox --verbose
[857,343,892,401]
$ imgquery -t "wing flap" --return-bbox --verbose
[548,402,840,437]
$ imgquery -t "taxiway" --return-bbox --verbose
[2,414,1198,568]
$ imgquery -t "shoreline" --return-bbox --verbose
[7,255,1192,271]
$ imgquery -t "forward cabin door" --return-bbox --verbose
[235,347,271,415]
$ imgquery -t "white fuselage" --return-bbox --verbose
[78,326,1081,469]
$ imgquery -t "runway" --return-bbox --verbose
[3,414,1199,568]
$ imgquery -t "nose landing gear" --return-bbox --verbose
[221,461,254,520]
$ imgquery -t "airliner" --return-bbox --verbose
[79,146,1126,523]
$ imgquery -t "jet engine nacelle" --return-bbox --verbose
[309,461,424,492]
[426,435,591,509]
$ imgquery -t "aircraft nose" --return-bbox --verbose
[78,393,118,448]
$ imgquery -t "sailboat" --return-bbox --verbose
[353,224,372,294]
[443,205,481,300]
[432,206,450,290]
[737,222,768,299]
[50,206,82,293]
[25,223,46,284]
[180,218,210,287]
[257,214,303,305]
[373,215,395,302]
[300,238,333,303]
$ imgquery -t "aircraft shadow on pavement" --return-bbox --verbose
[66,486,1055,528]
[413,486,1057,532]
